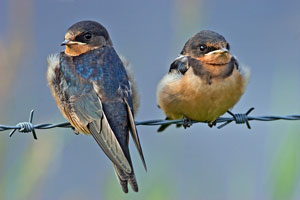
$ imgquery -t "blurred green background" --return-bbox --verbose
[1,0,300,199]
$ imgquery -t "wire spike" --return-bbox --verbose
[29,110,34,123]
[246,107,255,115]
[32,129,38,140]
[9,129,17,137]
[217,121,232,129]
[226,110,235,117]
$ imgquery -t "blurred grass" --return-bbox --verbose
[268,66,300,200]
[270,128,300,200]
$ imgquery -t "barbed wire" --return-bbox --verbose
[1,108,300,140]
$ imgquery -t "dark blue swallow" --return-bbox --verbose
[46,20,146,193]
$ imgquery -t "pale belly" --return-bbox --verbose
[157,68,248,122]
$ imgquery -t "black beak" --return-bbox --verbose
[61,40,69,46]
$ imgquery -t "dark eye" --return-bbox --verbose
[199,44,207,51]
[83,33,92,40]
[226,43,230,50]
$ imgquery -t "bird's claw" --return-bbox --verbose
[71,127,80,135]
[208,120,217,128]
[183,117,193,129]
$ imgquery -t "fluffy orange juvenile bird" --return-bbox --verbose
[157,30,250,131]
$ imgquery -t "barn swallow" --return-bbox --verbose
[46,20,146,193]
[157,30,250,131]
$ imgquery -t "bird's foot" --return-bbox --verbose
[71,127,80,135]
[183,116,193,129]
[208,120,217,128]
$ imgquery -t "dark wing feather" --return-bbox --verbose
[68,87,132,174]
[68,92,102,126]
[169,55,190,75]
[124,98,147,171]
[88,111,132,174]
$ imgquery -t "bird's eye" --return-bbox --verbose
[226,43,230,50]
[83,33,92,40]
[199,44,207,51]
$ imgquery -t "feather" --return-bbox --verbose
[124,98,147,171]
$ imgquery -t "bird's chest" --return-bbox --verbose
[179,69,244,121]
[160,68,244,121]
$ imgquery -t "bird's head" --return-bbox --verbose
[181,30,232,65]
[61,20,112,56]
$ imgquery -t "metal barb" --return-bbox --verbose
[29,110,37,140]
[9,110,37,140]
[217,107,254,129]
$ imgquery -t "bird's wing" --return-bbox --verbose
[85,46,146,172]
[168,55,190,75]
[57,48,133,174]
[69,89,132,174]
[124,98,147,171]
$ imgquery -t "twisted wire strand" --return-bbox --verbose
[1,108,300,140]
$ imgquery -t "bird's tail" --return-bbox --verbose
[113,164,138,193]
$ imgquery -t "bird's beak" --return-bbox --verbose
[61,40,70,46]
[61,40,86,46]
[202,48,231,65]
[205,48,229,56]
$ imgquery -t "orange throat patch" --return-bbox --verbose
[65,44,97,56]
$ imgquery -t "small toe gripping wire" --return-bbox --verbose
[217,107,255,129]
[9,110,37,140]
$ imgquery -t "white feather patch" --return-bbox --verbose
[46,54,60,82]
[239,64,251,85]
[175,54,185,60]
[232,55,250,85]
[157,71,183,97]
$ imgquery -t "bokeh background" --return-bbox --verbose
[1,0,300,199]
